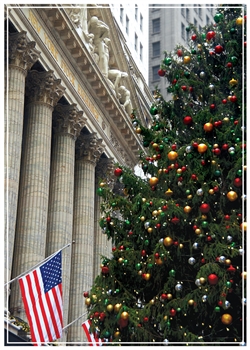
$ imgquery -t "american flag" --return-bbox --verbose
[82,319,103,346]
[19,251,63,346]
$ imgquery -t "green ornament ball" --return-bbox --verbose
[143,140,150,147]
[201,221,209,228]
[214,13,223,23]
[237,169,242,176]
[214,170,221,176]
[135,263,141,270]
[186,26,191,32]
[169,269,176,277]
[215,306,221,312]
[150,106,158,115]
[164,57,172,66]
[145,239,150,246]
[97,187,104,196]
[184,71,190,78]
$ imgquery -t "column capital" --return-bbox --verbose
[7,31,41,71]
[25,70,66,107]
[96,157,114,183]
[75,133,105,164]
[52,103,87,139]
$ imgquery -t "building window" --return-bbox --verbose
[140,43,143,61]
[181,4,185,17]
[135,33,138,51]
[186,8,190,22]
[206,15,210,25]
[194,18,197,28]
[152,65,160,81]
[140,14,143,31]
[135,6,138,20]
[199,25,202,32]
[126,15,129,35]
[120,7,123,23]
[194,4,198,13]
[152,41,160,57]
[152,18,160,33]
[181,22,186,40]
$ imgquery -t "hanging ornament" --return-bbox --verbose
[158,69,166,77]
[184,206,192,213]
[188,257,196,265]
[193,242,199,249]
[204,122,213,132]
[183,56,191,64]
[186,145,193,153]
[229,78,238,86]
[206,30,216,40]
[169,308,177,316]
[234,178,242,187]
[197,143,208,153]
[199,71,205,78]
[150,106,158,115]
[215,45,223,54]
[169,269,176,277]
[199,203,210,213]
[236,17,243,25]
[175,283,183,291]
[183,116,193,125]
[202,295,208,302]
[171,216,180,224]
[221,314,233,325]
[227,191,238,201]
[177,49,183,57]
[208,273,218,285]
[163,236,173,246]
[114,167,123,177]
[168,151,178,160]
[214,13,223,23]
[149,176,159,186]
[165,188,173,196]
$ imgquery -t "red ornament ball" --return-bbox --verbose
[114,167,123,176]
[234,178,242,187]
[181,85,187,91]
[177,49,183,57]
[206,31,216,40]
[191,34,197,41]
[183,116,193,125]
[208,273,219,285]
[200,203,210,213]
[230,95,237,103]
[215,45,223,53]
[158,69,166,77]
[227,62,233,68]
[210,103,216,110]
[222,99,227,104]
[169,308,177,316]
[102,266,109,274]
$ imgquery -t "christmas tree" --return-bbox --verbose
[84,5,246,345]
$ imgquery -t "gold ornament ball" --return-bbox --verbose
[213,144,219,149]
[148,227,153,233]
[227,191,238,201]
[195,228,201,235]
[183,55,191,64]
[142,198,147,203]
[167,294,173,300]
[209,189,214,195]
[138,270,142,275]
[107,304,114,312]
[152,210,158,216]
[149,176,159,186]
[99,182,106,187]
[188,299,195,306]
[179,243,184,249]
[236,17,243,25]
[114,303,122,312]
[118,258,124,263]
[136,127,142,134]
[123,188,128,196]
[177,168,182,174]
[158,169,163,174]
[152,143,159,149]
[243,165,247,171]
[225,259,231,265]
[187,194,193,199]
[211,160,216,165]
[114,331,121,338]
[85,298,91,306]
[197,44,202,49]
[152,154,157,160]
[223,117,230,123]
[121,311,129,320]
[140,216,145,221]
[204,122,213,132]
[168,151,178,160]
[158,209,162,215]
[200,277,206,284]
[92,294,97,302]
[164,236,173,246]
[184,206,192,213]
[221,313,233,325]
[170,163,175,169]
[144,273,151,281]
[197,143,208,153]
[149,299,155,305]
[241,222,247,231]
[201,215,207,220]
[163,315,168,321]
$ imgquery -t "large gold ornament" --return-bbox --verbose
[221,313,233,325]
[114,303,122,312]
[165,188,173,196]
[149,177,159,186]
[184,206,192,213]
[227,191,238,201]
[168,151,178,160]
[197,143,208,153]
[107,304,114,312]
[183,56,191,64]
[85,298,91,306]
[121,311,129,320]
[163,236,173,246]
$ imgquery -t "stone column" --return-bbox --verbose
[67,133,104,343]
[94,158,114,278]
[46,104,86,341]
[4,31,40,297]
[9,70,65,320]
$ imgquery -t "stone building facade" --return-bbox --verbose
[4,4,153,345]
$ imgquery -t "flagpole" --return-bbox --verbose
[4,242,73,286]
[62,311,88,332]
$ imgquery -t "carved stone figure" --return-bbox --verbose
[118,85,133,115]
[107,70,128,97]
[87,16,110,46]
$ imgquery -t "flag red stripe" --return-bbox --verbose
[26,271,45,344]
[34,270,53,343]
[51,285,63,337]
[19,277,37,345]
[45,287,61,340]
[82,321,93,345]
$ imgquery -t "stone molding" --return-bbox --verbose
[52,103,87,139]
[25,70,66,107]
